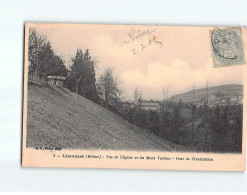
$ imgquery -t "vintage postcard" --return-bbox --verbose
[22,23,247,171]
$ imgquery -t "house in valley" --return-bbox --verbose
[133,88,161,112]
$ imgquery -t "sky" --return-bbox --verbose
[31,24,246,101]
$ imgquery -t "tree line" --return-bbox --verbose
[28,28,121,105]
[116,98,242,153]
[28,28,243,153]
[28,28,68,80]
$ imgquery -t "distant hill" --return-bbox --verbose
[26,82,187,151]
[168,84,243,105]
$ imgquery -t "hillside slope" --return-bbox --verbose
[169,84,243,103]
[26,83,186,151]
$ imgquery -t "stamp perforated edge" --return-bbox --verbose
[209,27,246,68]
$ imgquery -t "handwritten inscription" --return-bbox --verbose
[124,27,158,44]
[124,26,163,55]
[132,35,162,55]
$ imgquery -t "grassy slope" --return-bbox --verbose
[27,83,186,151]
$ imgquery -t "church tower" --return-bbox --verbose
[134,88,138,105]
[139,90,143,101]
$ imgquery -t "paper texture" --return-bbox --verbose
[22,23,247,171]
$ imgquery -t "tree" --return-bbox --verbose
[28,28,68,80]
[97,67,122,109]
[191,85,195,146]
[38,41,68,77]
[28,28,47,79]
[172,106,183,133]
[69,48,98,102]
[70,49,85,94]
[149,110,160,134]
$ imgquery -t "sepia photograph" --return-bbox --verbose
[2,0,247,192]
[22,23,247,171]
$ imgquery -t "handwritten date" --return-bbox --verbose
[132,35,163,55]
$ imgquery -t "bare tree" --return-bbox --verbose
[97,67,122,109]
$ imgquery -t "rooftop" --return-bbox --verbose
[47,76,66,81]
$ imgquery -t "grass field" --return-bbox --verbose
[26,83,187,151]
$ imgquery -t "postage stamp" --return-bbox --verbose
[211,27,245,67]
[22,23,247,171]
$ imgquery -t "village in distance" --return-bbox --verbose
[26,27,243,153]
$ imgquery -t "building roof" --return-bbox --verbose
[47,76,66,81]
[141,100,160,103]
[141,104,160,108]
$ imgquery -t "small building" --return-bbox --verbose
[231,95,239,101]
[47,76,66,87]
[132,88,161,112]
[140,100,161,112]
[195,102,203,107]
[209,94,216,100]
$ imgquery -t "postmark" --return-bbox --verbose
[211,27,245,67]
[22,23,247,172]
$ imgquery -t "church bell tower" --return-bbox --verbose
[134,88,138,105]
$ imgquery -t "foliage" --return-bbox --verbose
[28,28,68,79]
[97,68,122,108]
[28,28,243,153]
[68,48,98,103]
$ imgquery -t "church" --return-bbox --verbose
[133,88,161,112]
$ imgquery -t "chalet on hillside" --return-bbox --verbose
[47,76,66,87]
